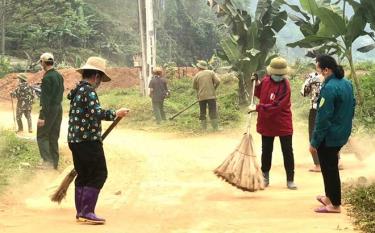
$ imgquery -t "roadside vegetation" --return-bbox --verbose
[344,182,375,233]
[0,129,40,193]
[95,74,242,133]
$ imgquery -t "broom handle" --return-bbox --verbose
[247,78,257,135]
[102,116,123,140]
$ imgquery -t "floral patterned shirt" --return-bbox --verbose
[67,81,116,143]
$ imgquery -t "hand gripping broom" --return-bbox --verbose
[214,78,264,192]
[51,117,123,203]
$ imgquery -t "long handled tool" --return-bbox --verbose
[51,117,123,203]
[214,78,264,192]
[10,94,17,131]
[169,100,198,120]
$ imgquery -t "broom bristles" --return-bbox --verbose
[50,169,77,203]
[214,133,264,192]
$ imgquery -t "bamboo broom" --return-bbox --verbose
[214,78,264,192]
[51,117,123,203]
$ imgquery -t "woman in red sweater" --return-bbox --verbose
[249,57,297,190]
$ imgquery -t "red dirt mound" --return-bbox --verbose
[0,67,140,101]
[0,67,197,101]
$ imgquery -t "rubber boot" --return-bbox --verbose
[75,186,83,220]
[200,120,207,130]
[78,187,105,224]
[211,119,220,131]
[263,172,269,187]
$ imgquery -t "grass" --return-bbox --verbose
[344,182,375,233]
[91,76,243,133]
[0,129,40,193]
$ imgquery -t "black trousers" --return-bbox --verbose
[308,109,320,165]
[199,99,217,120]
[261,135,295,181]
[69,141,108,190]
[317,140,342,206]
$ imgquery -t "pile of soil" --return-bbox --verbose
[0,67,197,101]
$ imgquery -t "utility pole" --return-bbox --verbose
[1,0,6,55]
[137,0,156,96]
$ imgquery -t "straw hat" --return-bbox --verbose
[152,66,163,75]
[267,57,290,75]
[17,73,28,82]
[77,57,111,82]
[196,60,208,70]
[40,52,54,62]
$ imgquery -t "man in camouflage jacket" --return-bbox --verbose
[11,74,35,133]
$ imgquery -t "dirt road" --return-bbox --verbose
[0,106,372,233]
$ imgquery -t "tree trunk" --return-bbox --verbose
[347,50,363,106]
[238,74,248,105]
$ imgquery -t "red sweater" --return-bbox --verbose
[254,75,293,136]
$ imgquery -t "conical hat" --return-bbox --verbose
[76,57,111,82]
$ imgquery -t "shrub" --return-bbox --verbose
[0,55,11,78]
[344,182,375,233]
[0,129,40,191]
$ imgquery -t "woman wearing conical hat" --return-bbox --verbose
[67,57,130,224]
[248,57,297,190]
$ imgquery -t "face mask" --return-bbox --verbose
[271,75,284,82]
[92,75,102,89]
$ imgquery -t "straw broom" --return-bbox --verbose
[214,78,264,192]
[51,117,123,203]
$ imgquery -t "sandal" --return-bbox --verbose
[314,206,341,213]
[308,167,321,172]
[316,195,327,206]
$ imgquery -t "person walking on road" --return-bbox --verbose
[248,57,297,190]
[149,66,169,124]
[11,74,35,133]
[37,52,64,169]
[310,55,355,213]
[68,56,130,224]
[193,60,220,131]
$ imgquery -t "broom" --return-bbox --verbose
[51,117,123,203]
[214,78,264,192]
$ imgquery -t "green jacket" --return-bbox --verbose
[311,74,355,148]
[39,68,64,120]
[193,70,220,101]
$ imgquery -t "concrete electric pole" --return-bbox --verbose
[137,0,156,96]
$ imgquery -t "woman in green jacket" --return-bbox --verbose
[310,55,355,213]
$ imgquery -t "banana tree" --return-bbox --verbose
[282,0,375,105]
[207,0,287,104]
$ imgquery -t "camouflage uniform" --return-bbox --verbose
[12,82,35,132]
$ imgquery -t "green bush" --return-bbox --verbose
[344,183,375,233]
[0,129,40,191]
[0,56,11,78]
[357,73,375,128]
